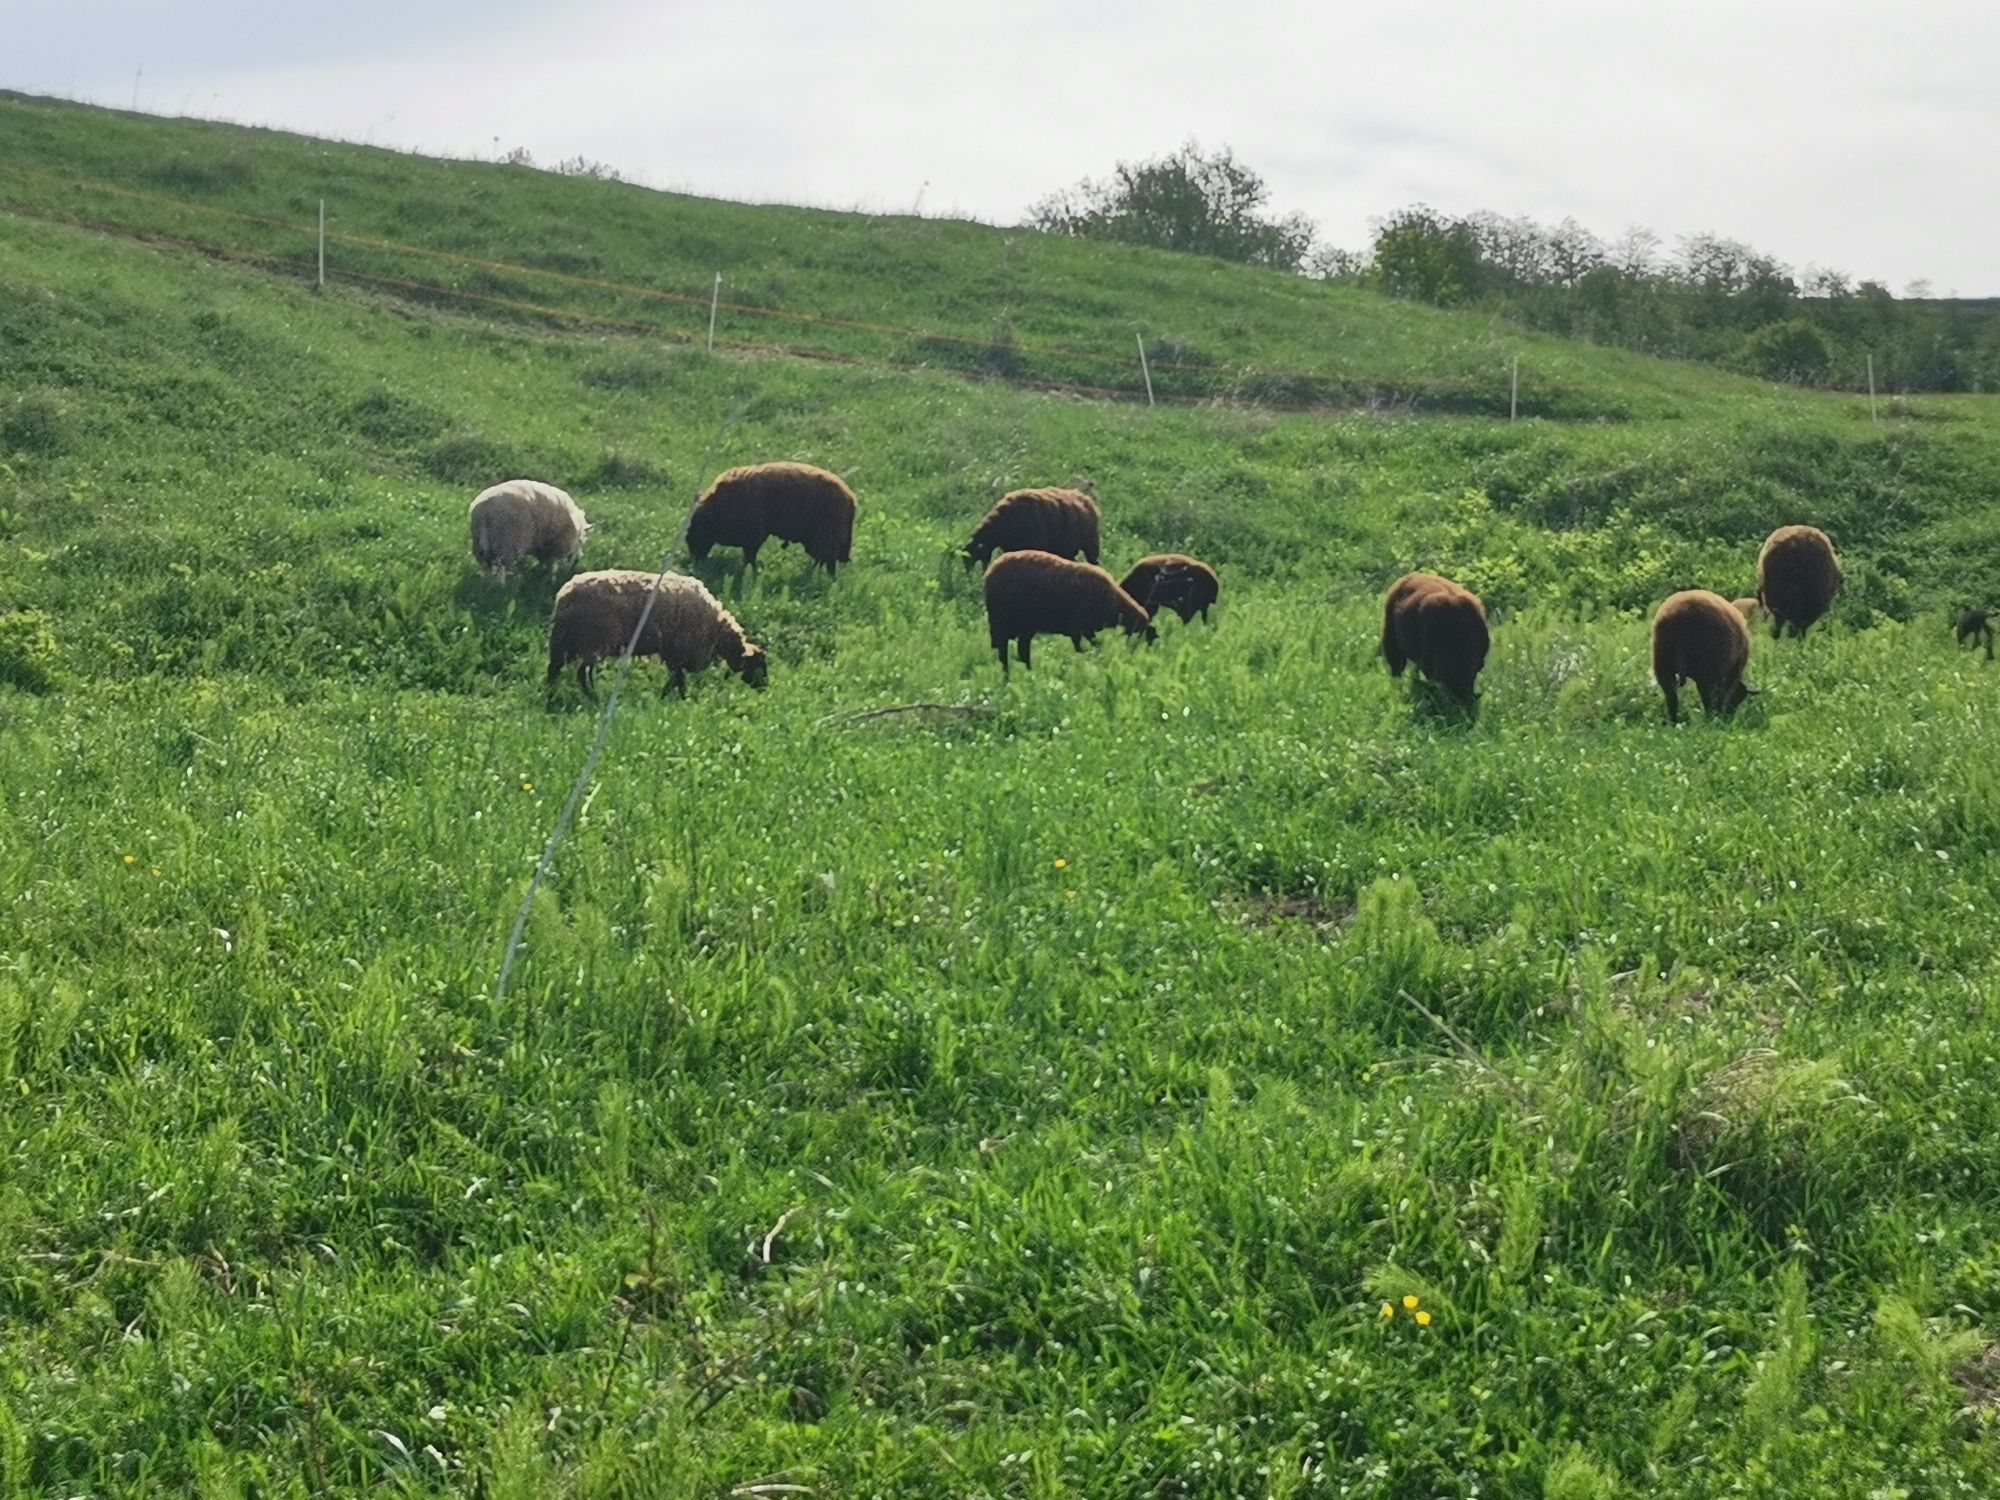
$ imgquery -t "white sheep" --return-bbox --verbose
[469,479,589,582]
[546,569,767,698]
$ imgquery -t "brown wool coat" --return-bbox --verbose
[1119,554,1220,624]
[965,487,1102,568]
[983,550,1153,676]
[1381,572,1490,704]
[547,569,765,697]
[1652,589,1753,722]
[1756,525,1842,638]
[687,462,857,573]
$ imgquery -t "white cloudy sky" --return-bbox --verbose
[6,0,1996,293]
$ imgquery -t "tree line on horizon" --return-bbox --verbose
[1027,142,2000,395]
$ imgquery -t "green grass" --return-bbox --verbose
[5,97,2000,1497]
[0,89,1880,422]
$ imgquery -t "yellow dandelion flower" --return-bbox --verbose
[521,781,534,793]
[1053,858,1068,870]
[122,854,136,866]
[1379,1302,1394,1320]
[1415,1310,1433,1327]
[1065,890,1077,901]
[1402,1294,1419,1310]
[150,867,161,877]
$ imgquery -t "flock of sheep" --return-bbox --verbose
[469,464,1923,721]
[467,464,1219,696]
[1381,523,1852,721]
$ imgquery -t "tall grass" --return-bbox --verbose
[2,106,2000,1496]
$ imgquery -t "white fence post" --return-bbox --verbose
[1136,334,1155,407]
[708,274,721,353]
[317,199,326,291]
[1866,353,1878,423]
[1510,354,1519,421]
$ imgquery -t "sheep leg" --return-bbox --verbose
[1382,627,1408,677]
[997,643,1010,678]
[578,661,598,701]
[1659,674,1682,724]
[665,667,687,698]
[1985,626,1995,662]
[1017,636,1033,670]
[1071,635,1087,653]
[1200,605,1211,624]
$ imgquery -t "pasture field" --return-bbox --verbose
[5,101,2000,1496]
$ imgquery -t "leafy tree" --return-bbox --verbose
[1370,205,1487,306]
[1027,141,1317,272]
[1738,319,1835,384]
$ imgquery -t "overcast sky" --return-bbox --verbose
[6,0,1995,294]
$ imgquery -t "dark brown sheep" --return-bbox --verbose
[686,462,856,574]
[964,487,1101,570]
[1381,572,1490,705]
[547,569,767,699]
[1756,525,1843,638]
[983,550,1154,677]
[1960,608,1992,660]
[1652,589,1756,723]
[1119,554,1220,624]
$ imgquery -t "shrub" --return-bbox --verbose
[0,610,58,693]
[1737,318,1835,385]
[1,392,69,457]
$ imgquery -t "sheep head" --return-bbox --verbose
[734,645,769,690]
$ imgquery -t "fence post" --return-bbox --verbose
[1510,354,1519,421]
[317,199,325,291]
[1136,334,1155,407]
[1866,353,1878,424]
[708,274,721,353]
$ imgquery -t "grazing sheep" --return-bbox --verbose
[964,487,1101,570]
[546,569,767,699]
[1652,589,1756,723]
[686,462,857,574]
[1381,572,1490,705]
[1119,554,1220,625]
[983,550,1154,677]
[1957,608,1995,661]
[469,479,589,582]
[1731,595,1769,624]
[1756,525,1843,638]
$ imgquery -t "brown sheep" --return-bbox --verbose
[964,487,1101,570]
[1119,554,1220,625]
[686,462,856,574]
[1652,589,1756,723]
[1381,572,1490,705]
[1731,595,1769,624]
[1956,608,1994,661]
[546,569,767,699]
[983,550,1154,677]
[1756,525,1843,638]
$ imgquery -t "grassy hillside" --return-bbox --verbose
[5,98,2000,1497]
[0,89,1856,422]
